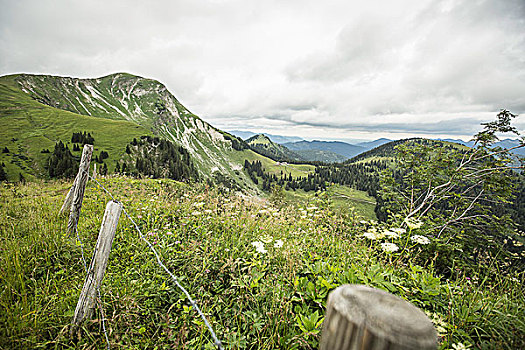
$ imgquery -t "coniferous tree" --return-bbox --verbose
[47,141,78,178]
[0,164,7,182]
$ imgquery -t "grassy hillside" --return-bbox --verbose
[348,138,469,164]
[291,149,347,163]
[2,73,261,191]
[246,134,305,163]
[1,178,523,349]
[326,184,376,220]
[233,149,315,178]
[0,76,150,181]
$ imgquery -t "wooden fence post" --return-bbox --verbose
[71,200,122,331]
[60,144,93,216]
[319,284,437,350]
[66,144,93,232]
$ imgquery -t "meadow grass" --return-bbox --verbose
[0,178,523,349]
[232,149,315,178]
[0,77,151,181]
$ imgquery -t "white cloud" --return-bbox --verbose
[0,0,523,141]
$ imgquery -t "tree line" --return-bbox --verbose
[116,136,198,182]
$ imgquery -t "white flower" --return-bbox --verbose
[451,343,470,350]
[274,239,283,248]
[191,211,202,216]
[383,230,400,239]
[193,202,205,207]
[363,227,379,240]
[411,235,431,245]
[380,242,399,253]
[306,206,318,210]
[404,217,423,229]
[251,241,267,253]
[391,227,406,235]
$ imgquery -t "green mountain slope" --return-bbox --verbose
[291,149,347,163]
[284,140,365,160]
[1,73,262,192]
[0,75,150,180]
[246,134,305,162]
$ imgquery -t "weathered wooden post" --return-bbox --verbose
[320,285,437,350]
[71,200,122,331]
[66,144,93,232]
[60,144,93,216]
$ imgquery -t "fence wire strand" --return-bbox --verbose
[87,174,224,350]
[71,210,111,350]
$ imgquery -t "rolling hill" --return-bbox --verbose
[284,140,365,160]
[0,73,271,192]
[246,134,305,162]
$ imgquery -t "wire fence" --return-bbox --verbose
[71,193,111,350]
[70,172,223,350]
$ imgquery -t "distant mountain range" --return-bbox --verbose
[283,140,366,160]
[231,130,394,163]
[440,138,525,156]
[229,130,302,144]
[237,130,524,163]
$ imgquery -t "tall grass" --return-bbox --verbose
[0,178,523,349]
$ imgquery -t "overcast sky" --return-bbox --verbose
[1,0,524,142]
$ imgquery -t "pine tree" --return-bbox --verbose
[0,164,7,181]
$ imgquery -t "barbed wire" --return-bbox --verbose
[87,174,224,350]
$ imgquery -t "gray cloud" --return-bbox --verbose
[1,0,523,141]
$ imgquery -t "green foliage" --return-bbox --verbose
[119,136,198,182]
[378,111,525,275]
[47,141,78,178]
[71,131,95,146]
[1,178,523,349]
[0,163,7,181]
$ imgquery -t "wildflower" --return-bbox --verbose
[307,206,318,210]
[191,211,202,216]
[404,217,423,229]
[363,231,379,240]
[274,239,284,248]
[193,202,205,207]
[363,227,384,240]
[383,230,400,239]
[251,241,267,254]
[411,235,431,245]
[380,242,399,253]
[451,343,470,350]
[166,231,172,235]
[391,227,406,235]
